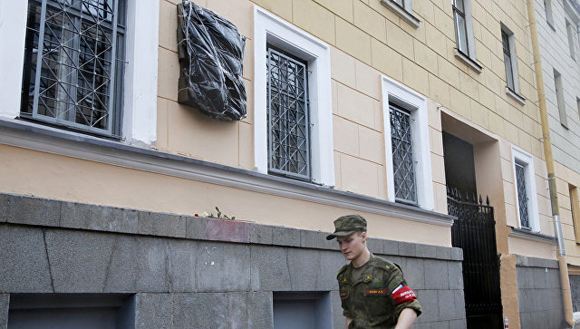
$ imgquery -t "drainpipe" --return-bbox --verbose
[526,0,574,327]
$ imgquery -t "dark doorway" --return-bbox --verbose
[443,132,477,196]
[443,133,503,329]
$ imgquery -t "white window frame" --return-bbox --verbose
[382,76,434,211]
[0,0,158,146]
[554,69,568,128]
[545,0,555,29]
[566,19,577,60]
[452,0,476,60]
[380,0,421,28]
[501,24,525,104]
[511,146,540,232]
[253,6,334,187]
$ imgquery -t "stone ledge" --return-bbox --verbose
[515,255,559,269]
[510,227,557,245]
[0,193,461,261]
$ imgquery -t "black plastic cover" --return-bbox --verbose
[177,1,247,121]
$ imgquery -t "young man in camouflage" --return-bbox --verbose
[327,215,422,329]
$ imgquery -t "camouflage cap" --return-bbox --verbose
[326,214,367,240]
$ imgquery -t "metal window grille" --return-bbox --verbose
[452,0,469,55]
[502,30,515,92]
[266,47,311,181]
[515,162,530,229]
[390,104,417,205]
[21,0,126,137]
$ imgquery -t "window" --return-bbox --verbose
[501,25,523,105]
[453,0,474,57]
[567,20,577,60]
[554,69,568,128]
[380,0,421,28]
[512,147,540,232]
[273,292,332,329]
[254,7,334,186]
[267,46,311,180]
[382,76,434,210]
[545,0,554,28]
[515,162,530,229]
[570,185,580,244]
[21,0,126,137]
[502,29,515,92]
[390,104,417,204]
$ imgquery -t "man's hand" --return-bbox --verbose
[394,308,418,329]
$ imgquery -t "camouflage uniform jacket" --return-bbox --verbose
[337,254,422,329]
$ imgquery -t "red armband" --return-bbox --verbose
[391,284,417,304]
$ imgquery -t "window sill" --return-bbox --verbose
[509,227,556,244]
[380,0,421,29]
[506,87,526,105]
[454,49,482,74]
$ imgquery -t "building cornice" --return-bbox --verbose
[0,118,454,227]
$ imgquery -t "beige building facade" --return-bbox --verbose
[0,0,573,328]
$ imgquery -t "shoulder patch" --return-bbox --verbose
[367,256,397,272]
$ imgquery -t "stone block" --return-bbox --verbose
[424,260,449,290]
[0,225,52,292]
[173,292,250,329]
[383,240,399,255]
[448,263,463,290]
[416,244,437,259]
[135,293,173,329]
[453,290,465,319]
[102,235,140,293]
[336,17,372,64]
[435,247,451,260]
[319,251,346,290]
[166,240,198,292]
[196,242,251,292]
[430,321,450,329]
[518,268,535,290]
[187,217,250,243]
[272,226,301,247]
[532,268,549,289]
[301,230,337,250]
[1,194,60,227]
[247,292,274,329]
[416,290,438,322]
[366,238,384,255]
[404,258,425,289]
[138,211,186,238]
[293,0,335,44]
[451,248,463,261]
[286,249,323,291]
[250,223,274,245]
[45,229,117,292]
[438,290,455,321]
[449,318,467,329]
[61,202,138,234]
[250,246,291,291]
[399,242,417,257]
[0,294,8,329]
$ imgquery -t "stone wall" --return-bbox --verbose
[0,193,466,329]
[516,256,565,329]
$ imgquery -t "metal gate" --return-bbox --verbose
[447,188,503,329]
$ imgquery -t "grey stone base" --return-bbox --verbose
[0,193,467,329]
[516,255,565,329]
